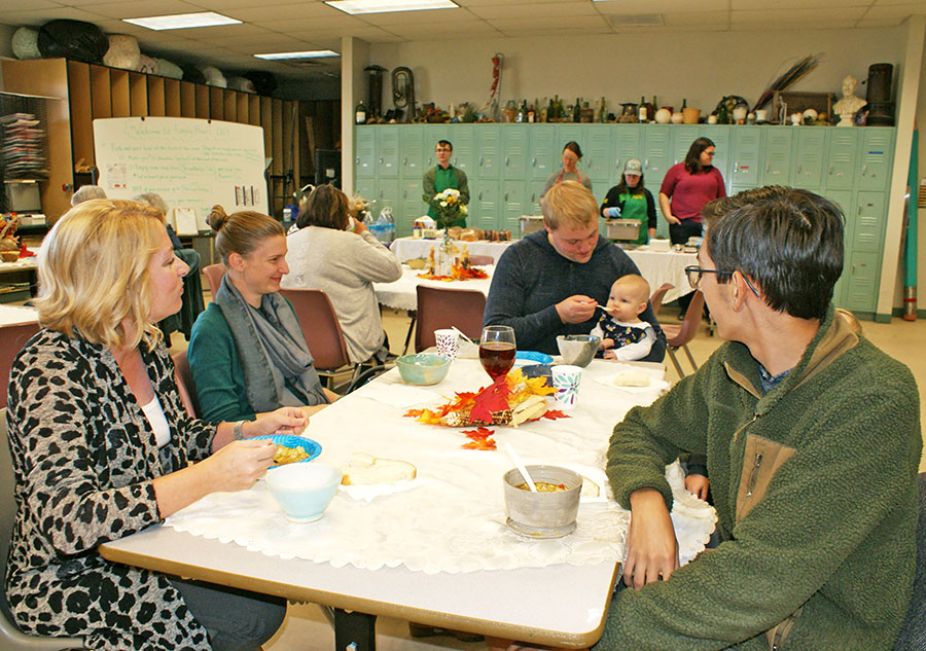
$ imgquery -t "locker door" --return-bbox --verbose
[476,127,501,179]
[501,127,528,180]
[853,191,887,253]
[355,128,376,178]
[583,124,613,192]
[843,251,880,314]
[377,128,399,178]
[729,127,761,188]
[399,125,425,178]
[858,128,894,191]
[792,129,826,190]
[760,128,793,185]
[642,125,673,189]
[529,125,558,181]
[501,179,529,232]
[473,180,500,230]
[824,128,857,191]
[612,125,644,181]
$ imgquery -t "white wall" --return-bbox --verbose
[369,27,905,118]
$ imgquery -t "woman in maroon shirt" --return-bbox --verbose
[659,137,726,316]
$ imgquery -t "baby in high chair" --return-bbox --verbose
[590,274,657,361]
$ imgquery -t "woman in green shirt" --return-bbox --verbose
[599,158,657,246]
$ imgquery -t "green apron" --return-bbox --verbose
[428,167,467,227]
[619,191,649,245]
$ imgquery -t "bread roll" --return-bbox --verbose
[340,452,417,486]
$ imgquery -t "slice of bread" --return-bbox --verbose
[340,452,417,486]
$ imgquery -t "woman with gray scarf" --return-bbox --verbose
[188,206,337,424]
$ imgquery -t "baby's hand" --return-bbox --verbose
[603,350,617,360]
[600,337,615,350]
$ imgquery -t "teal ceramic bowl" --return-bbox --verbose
[251,434,322,468]
[265,462,341,523]
[395,353,451,386]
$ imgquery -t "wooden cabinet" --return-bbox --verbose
[1,58,330,222]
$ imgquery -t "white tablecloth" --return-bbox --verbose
[386,238,696,305]
[166,360,715,575]
[374,265,495,312]
[390,237,512,264]
[0,257,38,276]
[0,304,38,326]
[625,247,698,304]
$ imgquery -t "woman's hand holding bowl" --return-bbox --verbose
[258,407,308,435]
[206,439,277,491]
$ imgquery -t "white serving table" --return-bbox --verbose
[386,238,697,307]
[373,265,494,312]
[0,304,38,326]
[100,360,714,650]
[390,237,512,264]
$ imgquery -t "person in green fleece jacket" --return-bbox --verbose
[596,186,922,650]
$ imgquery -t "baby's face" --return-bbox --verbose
[606,284,647,322]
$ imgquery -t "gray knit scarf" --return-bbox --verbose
[214,275,328,412]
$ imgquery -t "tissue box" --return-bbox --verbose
[650,238,671,252]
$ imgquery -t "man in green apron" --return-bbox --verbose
[422,140,470,227]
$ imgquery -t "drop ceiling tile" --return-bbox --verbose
[383,21,502,39]
[223,2,344,23]
[457,0,585,5]
[731,7,867,25]
[862,4,926,19]
[78,0,207,19]
[488,15,611,31]
[0,6,102,25]
[468,3,598,19]
[254,15,370,31]
[873,0,926,5]
[663,11,730,26]
[594,0,727,14]
[0,0,61,11]
[732,0,868,8]
[354,8,478,25]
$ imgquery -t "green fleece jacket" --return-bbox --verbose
[599,308,921,650]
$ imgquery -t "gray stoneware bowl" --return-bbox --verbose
[503,465,582,539]
[556,334,601,368]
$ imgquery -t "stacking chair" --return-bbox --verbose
[0,322,40,410]
[660,290,705,378]
[202,263,225,297]
[894,471,926,651]
[279,288,361,390]
[414,285,486,353]
[0,409,86,649]
[170,351,198,418]
[468,254,494,266]
[649,282,674,317]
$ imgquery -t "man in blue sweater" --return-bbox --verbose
[483,180,665,361]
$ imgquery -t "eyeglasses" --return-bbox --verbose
[684,265,760,297]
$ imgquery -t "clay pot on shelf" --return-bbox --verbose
[682,107,701,124]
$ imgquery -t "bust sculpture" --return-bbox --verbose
[833,75,866,127]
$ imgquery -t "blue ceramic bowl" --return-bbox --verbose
[395,353,451,386]
[265,462,341,523]
[252,434,322,468]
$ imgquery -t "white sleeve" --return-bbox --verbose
[613,325,657,362]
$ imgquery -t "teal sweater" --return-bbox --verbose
[600,308,921,650]
[187,303,257,423]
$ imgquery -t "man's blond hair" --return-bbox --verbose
[541,180,598,230]
[35,199,168,351]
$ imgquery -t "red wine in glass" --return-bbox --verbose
[480,325,516,380]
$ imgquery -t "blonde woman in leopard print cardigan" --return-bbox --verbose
[5,200,306,650]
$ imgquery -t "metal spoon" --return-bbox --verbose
[500,441,537,492]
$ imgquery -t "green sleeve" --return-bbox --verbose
[187,306,256,424]
[456,169,470,205]
[422,167,436,203]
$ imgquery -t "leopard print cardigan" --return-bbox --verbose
[5,329,215,650]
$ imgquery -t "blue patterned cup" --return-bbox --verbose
[551,365,583,410]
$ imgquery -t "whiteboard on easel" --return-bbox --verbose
[93,117,268,232]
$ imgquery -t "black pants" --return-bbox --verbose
[670,220,704,314]
[170,578,287,651]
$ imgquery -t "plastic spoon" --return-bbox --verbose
[500,441,537,492]
[451,325,476,347]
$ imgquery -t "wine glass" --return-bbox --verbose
[479,325,517,381]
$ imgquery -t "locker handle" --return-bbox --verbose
[765,162,770,173]
[504,193,509,201]
[505,156,510,166]
[734,160,739,174]
[531,157,537,167]
[861,164,869,176]
[478,192,483,200]
[480,157,485,167]
[644,159,649,170]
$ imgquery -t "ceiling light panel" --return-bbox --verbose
[255,50,340,60]
[123,12,241,30]
[326,0,459,16]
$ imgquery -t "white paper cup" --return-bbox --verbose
[551,365,583,410]
[434,329,460,359]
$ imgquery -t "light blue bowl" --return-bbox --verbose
[251,434,322,468]
[395,353,451,386]
[265,462,341,523]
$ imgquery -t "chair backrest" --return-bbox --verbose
[202,263,225,297]
[170,351,197,418]
[278,288,352,370]
[415,285,486,353]
[468,254,494,266]
[0,323,40,410]
[666,290,704,348]
[895,471,926,650]
[649,282,674,316]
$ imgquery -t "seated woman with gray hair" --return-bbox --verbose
[70,184,107,206]
[188,205,337,424]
